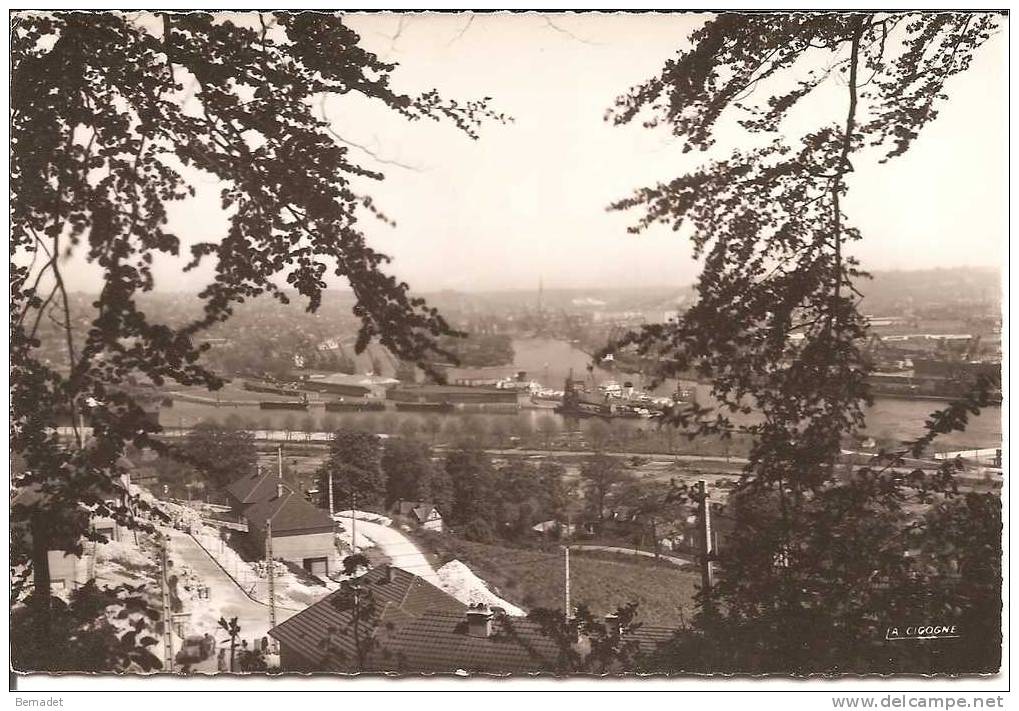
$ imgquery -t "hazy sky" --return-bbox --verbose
[65,12,1008,293]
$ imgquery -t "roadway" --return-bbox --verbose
[568,544,694,567]
[476,447,750,466]
[163,528,296,673]
[341,516,441,586]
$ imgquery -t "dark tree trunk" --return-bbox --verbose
[30,512,52,645]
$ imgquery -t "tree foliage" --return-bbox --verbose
[322,576,380,672]
[11,583,163,673]
[606,11,1002,673]
[315,429,387,510]
[178,420,258,491]
[538,461,577,528]
[443,445,497,535]
[579,454,630,521]
[381,436,435,505]
[10,10,499,616]
[527,603,644,675]
[433,452,578,541]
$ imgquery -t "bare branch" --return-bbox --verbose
[541,15,601,46]
[317,95,426,172]
[446,13,475,47]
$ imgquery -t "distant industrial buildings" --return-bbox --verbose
[302,372,399,399]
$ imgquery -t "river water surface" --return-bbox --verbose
[164,337,1001,452]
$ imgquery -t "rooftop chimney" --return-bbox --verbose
[604,613,622,637]
[276,480,284,498]
[465,603,493,638]
[385,565,396,583]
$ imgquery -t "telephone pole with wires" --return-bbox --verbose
[265,446,285,635]
[563,544,571,620]
[350,491,358,551]
[328,464,334,515]
[266,518,276,631]
[563,513,572,620]
[159,539,174,672]
[698,480,715,599]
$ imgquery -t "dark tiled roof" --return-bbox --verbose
[243,484,334,535]
[268,566,466,670]
[375,612,677,674]
[270,566,677,674]
[376,612,561,673]
[226,470,334,535]
[224,468,273,506]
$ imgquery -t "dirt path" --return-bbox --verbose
[569,544,694,567]
[340,517,440,586]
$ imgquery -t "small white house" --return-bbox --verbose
[391,500,445,533]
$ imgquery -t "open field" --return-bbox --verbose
[414,532,698,628]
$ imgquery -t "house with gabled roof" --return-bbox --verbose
[390,499,445,532]
[268,564,676,674]
[268,565,466,672]
[224,469,337,577]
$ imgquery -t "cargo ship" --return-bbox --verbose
[529,389,564,408]
[553,377,677,420]
[324,399,386,413]
[394,401,455,413]
[259,400,309,411]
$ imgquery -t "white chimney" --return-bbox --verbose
[465,604,493,638]
[604,613,622,637]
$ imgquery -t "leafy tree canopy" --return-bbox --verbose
[315,428,386,510]
[381,436,435,506]
[11,9,500,599]
[605,11,1002,674]
[178,420,258,491]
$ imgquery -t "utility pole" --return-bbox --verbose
[328,466,334,516]
[160,540,174,673]
[266,519,277,631]
[351,582,364,672]
[350,491,358,551]
[564,544,571,621]
[697,480,714,597]
[266,446,283,631]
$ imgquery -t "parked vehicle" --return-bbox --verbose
[178,634,215,662]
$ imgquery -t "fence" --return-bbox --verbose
[189,525,289,607]
[934,448,1001,465]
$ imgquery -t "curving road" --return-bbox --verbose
[568,544,695,567]
[344,517,441,585]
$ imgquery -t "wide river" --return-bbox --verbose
[510,338,1001,452]
[164,337,1001,452]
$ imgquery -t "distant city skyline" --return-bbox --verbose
[58,12,1007,294]
[84,264,1000,303]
